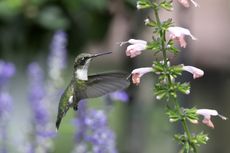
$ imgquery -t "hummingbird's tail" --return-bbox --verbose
[56,104,70,131]
[56,117,62,131]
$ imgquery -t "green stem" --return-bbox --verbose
[153,3,197,153]
[182,119,197,152]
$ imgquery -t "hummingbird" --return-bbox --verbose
[56,51,130,130]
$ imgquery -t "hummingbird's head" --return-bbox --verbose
[74,51,112,80]
[74,52,112,68]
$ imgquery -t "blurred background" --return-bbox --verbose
[0,0,230,153]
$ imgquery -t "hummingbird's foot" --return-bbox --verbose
[73,105,78,111]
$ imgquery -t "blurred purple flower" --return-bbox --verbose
[73,101,118,153]
[84,110,107,130]
[105,91,129,106]
[0,60,15,153]
[0,61,15,86]
[91,128,117,153]
[27,62,56,152]
[74,100,88,141]
[86,124,117,153]
[109,91,129,102]
[36,131,56,138]
[0,92,11,153]
[28,63,48,126]
[48,30,67,82]
[0,92,12,118]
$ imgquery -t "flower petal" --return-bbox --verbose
[177,0,190,8]
[197,109,218,117]
[182,65,204,79]
[202,118,215,128]
[130,67,152,85]
[126,44,146,58]
[128,39,147,45]
[197,109,227,128]
[168,27,196,48]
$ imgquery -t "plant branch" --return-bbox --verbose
[152,3,197,153]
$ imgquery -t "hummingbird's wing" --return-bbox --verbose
[80,72,130,99]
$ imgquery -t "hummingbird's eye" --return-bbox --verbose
[79,57,86,65]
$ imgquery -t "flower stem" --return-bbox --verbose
[153,3,197,153]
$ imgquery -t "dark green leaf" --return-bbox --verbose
[160,1,173,11]
[146,40,161,51]
[137,0,152,9]
[162,18,173,30]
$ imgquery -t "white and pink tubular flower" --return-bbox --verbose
[129,67,153,85]
[177,0,199,8]
[182,65,204,79]
[120,39,147,58]
[168,27,197,48]
[196,109,227,128]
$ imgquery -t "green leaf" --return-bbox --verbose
[185,142,190,153]
[154,83,171,100]
[147,40,161,51]
[176,82,190,95]
[152,60,165,74]
[183,107,199,124]
[174,133,193,153]
[174,133,187,144]
[144,18,157,27]
[153,61,183,80]
[160,0,173,11]
[162,18,173,30]
[191,132,209,146]
[154,81,179,100]
[168,64,183,78]
[167,39,179,54]
[166,107,181,122]
[137,0,152,9]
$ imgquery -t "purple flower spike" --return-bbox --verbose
[0,92,12,119]
[48,30,67,82]
[27,62,55,152]
[90,128,117,153]
[28,63,45,101]
[84,110,107,129]
[74,100,88,141]
[0,60,15,153]
[28,63,48,126]
[0,61,15,86]
[36,131,56,138]
[73,102,118,153]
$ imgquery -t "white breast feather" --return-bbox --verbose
[75,69,88,80]
[75,59,91,81]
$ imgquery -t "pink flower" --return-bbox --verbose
[177,0,199,8]
[120,39,147,58]
[182,65,204,79]
[129,67,152,85]
[197,109,227,128]
[168,27,197,48]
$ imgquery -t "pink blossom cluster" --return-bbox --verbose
[120,37,202,86]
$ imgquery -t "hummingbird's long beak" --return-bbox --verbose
[91,51,112,58]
